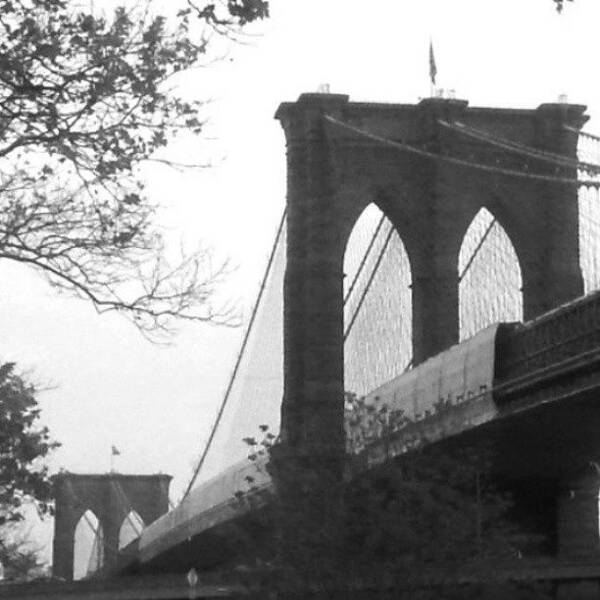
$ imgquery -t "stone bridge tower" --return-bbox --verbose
[274,93,588,566]
[275,92,586,469]
[52,472,171,580]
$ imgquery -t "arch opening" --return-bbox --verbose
[579,185,600,294]
[73,510,103,581]
[343,203,413,398]
[458,207,523,340]
[118,510,145,550]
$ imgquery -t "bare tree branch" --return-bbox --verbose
[0,0,268,340]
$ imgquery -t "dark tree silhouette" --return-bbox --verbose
[238,399,551,599]
[0,362,58,580]
[554,0,573,11]
[0,362,57,526]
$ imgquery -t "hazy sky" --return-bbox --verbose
[4,0,600,559]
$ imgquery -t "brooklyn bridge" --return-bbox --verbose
[9,92,600,599]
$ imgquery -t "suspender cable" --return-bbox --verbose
[459,218,497,282]
[345,216,497,344]
[442,120,600,174]
[565,125,600,144]
[182,208,287,499]
[86,534,102,577]
[111,481,143,535]
[324,115,600,188]
[344,223,395,341]
[344,213,386,305]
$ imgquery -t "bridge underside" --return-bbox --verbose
[124,368,600,577]
[360,368,600,482]
[492,385,600,480]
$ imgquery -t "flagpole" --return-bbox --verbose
[110,445,120,473]
[429,38,437,98]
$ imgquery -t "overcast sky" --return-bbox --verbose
[4,0,600,560]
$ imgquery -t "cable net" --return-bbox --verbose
[578,133,600,293]
[73,510,103,580]
[577,131,600,166]
[343,205,412,397]
[192,205,416,487]
[193,202,529,488]
[459,208,523,340]
[194,222,286,485]
[190,127,600,492]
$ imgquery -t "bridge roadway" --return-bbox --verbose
[123,287,600,574]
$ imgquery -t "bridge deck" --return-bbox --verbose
[128,290,600,571]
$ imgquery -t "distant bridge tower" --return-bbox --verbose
[52,472,171,580]
[275,93,588,555]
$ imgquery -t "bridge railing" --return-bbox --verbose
[499,289,600,381]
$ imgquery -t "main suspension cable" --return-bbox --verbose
[459,217,497,282]
[324,115,600,187]
[565,124,600,144]
[111,481,144,535]
[344,223,395,340]
[442,120,600,175]
[344,213,386,305]
[182,208,287,500]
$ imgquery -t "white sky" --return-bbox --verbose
[4,0,600,561]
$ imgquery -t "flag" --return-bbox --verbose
[429,40,437,86]
[111,445,121,456]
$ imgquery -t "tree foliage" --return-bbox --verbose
[0,535,48,582]
[554,0,573,12]
[0,362,57,526]
[0,362,57,580]
[0,0,268,339]
[238,395,550,599]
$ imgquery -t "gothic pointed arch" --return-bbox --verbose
[458,207,523,340]
[579,184,600,294]
[53,473,171,580]
[118,510,145,549]
[73,510,103,581]
[343,203,413,396]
